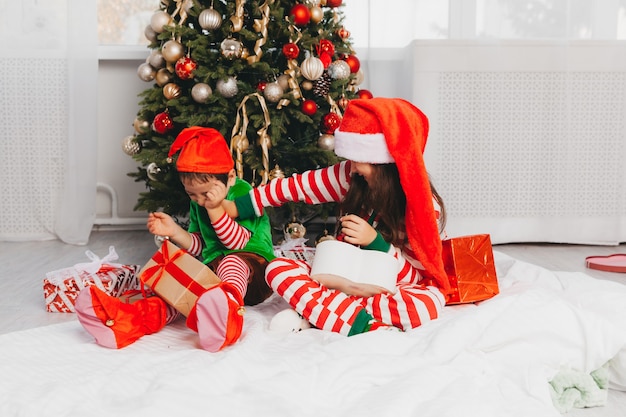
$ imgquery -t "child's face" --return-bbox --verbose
[182,170,236,206]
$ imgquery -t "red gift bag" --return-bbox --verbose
[442,234,499,304]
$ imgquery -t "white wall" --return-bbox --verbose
[96,57,151,228]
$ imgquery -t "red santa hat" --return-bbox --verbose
[334,98,451,296]
[168,126,234,174]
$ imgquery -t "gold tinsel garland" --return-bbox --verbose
[230,93,272,185]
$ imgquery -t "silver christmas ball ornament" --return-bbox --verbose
[198,8,223,30]
[328,60,351,80]
[216,77,238,98]
[148,50,165,69]
[155,68,173,87]
[150,11,171,33]
[220,38,243,59]
[318,133,335,150]
[137,63,156,82]
[191,83,212,103]
[133,117,150,134]
[263,82,284,103]
[161,40,185,63]
[122,135,142,156]
[146,162,162,181]
[144,25,158,43]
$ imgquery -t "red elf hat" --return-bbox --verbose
[168,126,234,174]
[334,98,451,295]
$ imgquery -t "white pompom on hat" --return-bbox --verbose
[334,98,451,296]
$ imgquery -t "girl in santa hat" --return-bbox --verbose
[232,97,452,335]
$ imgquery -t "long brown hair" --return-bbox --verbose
[339,164,446,247]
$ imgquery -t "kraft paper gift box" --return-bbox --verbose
[43,246,140,313]
[442,234,499,304]
[139,240,221,317]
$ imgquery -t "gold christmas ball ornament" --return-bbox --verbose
[146,162,162,181]
[232,134,250,152]
[198,7,223,30]
[353,69,365,85]
[301,80,313,91]
[318,133,335,150]
[133,117,150,134]
[161,40,185,63]
[220,37,243,59]
[147,50,165,69]
[315,229,336,245]
[216,76,238,98]
[285,221,307,240]
[155,68,173,87]
[328,60,351,80]
[137,63,156,82]
[310,6,324,23]
[269,164,285,180]
[263,82,284,103]
[150,11,171,33]
[277,74,291,90]
[163,82,182,100]
[300,56,325,81]
[191,83,212,103]
[121,135,142,156]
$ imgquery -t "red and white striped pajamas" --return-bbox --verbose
[248,161,447,335]
[188,212,251,300]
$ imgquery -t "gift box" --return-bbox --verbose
[442,234,499,304]
[139,240,220,317]
[43,246,141,313]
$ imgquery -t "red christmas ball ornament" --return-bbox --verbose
[152,111,174,134]
[357,89,374,100]
[257,81,267,91]
[336,27,350,40]
[290,4,311,26]
[321,112,342,134]
[317,39,335,57]
[319,52,332,68]
[282,42,300,60]
[301,99,318,116]
[344,55,360,73]
[175,56,197,80]
[326,0,343,7]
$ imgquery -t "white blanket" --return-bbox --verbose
[1,252,626,417]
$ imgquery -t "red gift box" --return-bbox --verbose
[442,234,499,305]
[139,240,221,317]
[43,246,140,313]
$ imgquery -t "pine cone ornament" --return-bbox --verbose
[313,72,332,97]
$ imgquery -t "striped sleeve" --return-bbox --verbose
[242,161,351,217]
[211,211,251,250]
[187,232,203,257]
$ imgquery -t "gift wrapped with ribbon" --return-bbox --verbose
[139,240,220,317]
[442,234,499,304]
[43,246,140,313]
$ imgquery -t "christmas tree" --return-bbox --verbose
[123,0,371,232]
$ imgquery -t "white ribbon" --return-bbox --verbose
[73,245,123,274]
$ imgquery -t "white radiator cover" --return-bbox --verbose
[407,41,626,245]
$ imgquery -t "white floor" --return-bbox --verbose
[0,230,625,416]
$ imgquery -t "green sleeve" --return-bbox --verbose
[234,193,257,219]
[363,232,391,252]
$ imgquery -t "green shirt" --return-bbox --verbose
[188,178,275,264]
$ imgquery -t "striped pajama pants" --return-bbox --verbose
[265,258,446,336]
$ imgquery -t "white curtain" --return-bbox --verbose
[0,0,97,245]
[344,0,626,245]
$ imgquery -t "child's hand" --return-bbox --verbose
[201,179,227,210]
[313,274,390,297]
[147,212,178,237]
[339,214,378,246]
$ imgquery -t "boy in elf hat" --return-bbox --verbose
[228,97,451,335]
[76,127,275,352]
